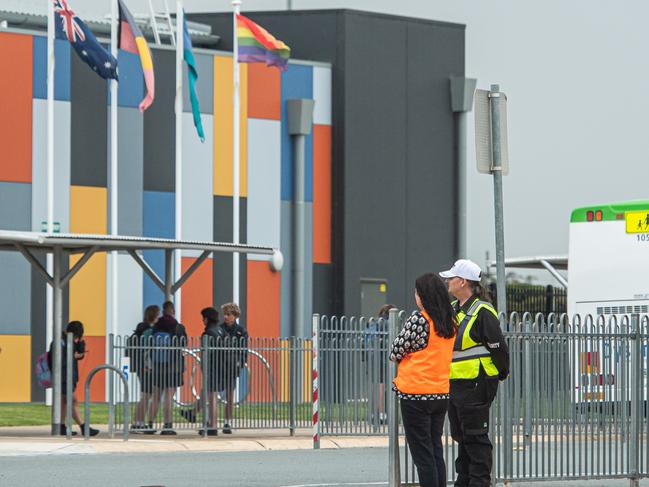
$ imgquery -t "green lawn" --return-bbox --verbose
[0,403,111,427]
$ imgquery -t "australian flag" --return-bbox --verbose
[54,0,118,80]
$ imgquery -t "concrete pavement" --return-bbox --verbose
[0,425,396,456]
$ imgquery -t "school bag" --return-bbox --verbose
[35,352,52,388]
[152,329,175,364]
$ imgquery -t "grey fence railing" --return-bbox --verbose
[108,335,313,435]
[392,312,649,486]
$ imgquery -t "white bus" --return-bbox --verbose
[568,200,649,317]
[568,200,649,402]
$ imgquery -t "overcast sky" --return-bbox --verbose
[9,0,649,282]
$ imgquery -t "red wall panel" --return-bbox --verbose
[313,124,332,263]
[246,260,280,337]
[0,33,32,183]
[76,336,106,402]
[247,63,281,120]
[180,256,214,337]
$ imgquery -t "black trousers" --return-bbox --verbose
[400,398,448,487]
[448,379,499,487]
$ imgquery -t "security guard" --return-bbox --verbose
[439,259,509,487]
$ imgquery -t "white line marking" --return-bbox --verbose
[278,482,388,487]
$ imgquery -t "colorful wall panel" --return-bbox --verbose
[31,99,71,233]
[213,56,248,197]
[0,29,332,402]
[77,335,106,402]
[69,185,107,337]
[0,335,31,402]
[247,118,281,255]
[0,32,32,183]
[180,256,213,337]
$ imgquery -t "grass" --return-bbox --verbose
[0,403,110,427]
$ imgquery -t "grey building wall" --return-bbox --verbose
[192,9,463,316]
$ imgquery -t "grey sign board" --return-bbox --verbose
[474,89,509,175]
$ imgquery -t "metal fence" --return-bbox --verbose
[490,284,568,315]
[393,312,649,486]
[107,335,313,435]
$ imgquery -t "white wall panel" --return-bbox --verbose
[32,99,70,233]
[247,118,281,259]
[312,66,332,126]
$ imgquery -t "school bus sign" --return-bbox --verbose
[625,211,649,234]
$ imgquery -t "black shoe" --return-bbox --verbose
[143,422,156,435]
[160,423,177,435]
[59,425,77,436]
[222,423,232,434]
[180,409,196,423]
[80,423,99,437]
[198,428,218,436]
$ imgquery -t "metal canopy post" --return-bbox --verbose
[164,248,174,302]
[51,245,64,435]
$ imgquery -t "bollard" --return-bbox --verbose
[387,308,400,487]
[84,364,129,441]
[312,314,320,449]
[65,332,73,439]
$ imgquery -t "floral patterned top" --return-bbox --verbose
[390,310,449,401]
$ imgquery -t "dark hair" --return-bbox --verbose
[201,307,219,323]
[65,321,84,339]
[467,279,492,303]
[144,305,160,324]
[377,304,396,320]
[162,301,175,315]
[415,273,457,339]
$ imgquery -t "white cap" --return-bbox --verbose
[439,259,482,281]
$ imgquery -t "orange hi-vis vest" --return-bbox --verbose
[393,310,455,395]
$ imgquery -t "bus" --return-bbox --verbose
[568,200,649,402]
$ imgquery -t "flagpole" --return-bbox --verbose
[232,0,241,305]
[46,0,56,420]
[175,3,184,316]
[110,0,119,339]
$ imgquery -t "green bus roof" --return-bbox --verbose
[571,200,649,222]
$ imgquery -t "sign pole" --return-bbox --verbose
[489,84,507,315]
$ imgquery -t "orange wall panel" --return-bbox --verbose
[247,63,280,120]
[77,336,105,402]
[70,186,107,337]
[0,335,31,402]
[0,33,32,183]
[214,55,248,197]
[180,256,213,337]
[246,261,280,337]
[313,124,332,264]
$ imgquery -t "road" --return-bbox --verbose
[1,447,649,487]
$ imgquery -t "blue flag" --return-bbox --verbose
[54,0,118,80]
[183,13,205,142]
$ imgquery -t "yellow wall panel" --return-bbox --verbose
[70,186,107,336]
[0,335,31,402]
[213,55,248,197]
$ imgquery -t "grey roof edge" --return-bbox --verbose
[0,9,220,47]
[489,255,569,271]
[0,230,277,255]
[191,8,466,30]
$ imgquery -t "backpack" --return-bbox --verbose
[35,352,52,388]
[152,330,174,364]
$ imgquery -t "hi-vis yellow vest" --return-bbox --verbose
[449,299,500,380]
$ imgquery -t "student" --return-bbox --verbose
[148,301,187,435]
[217,303,248,434]
[390,273,456,487]
[129,305,159,432]
[440,259,509,487]
[48,321,99,437]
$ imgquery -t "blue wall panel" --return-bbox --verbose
[143,190,175,307]
[117,50,144,108]
[281,64,313,202]
[33,36,71,101]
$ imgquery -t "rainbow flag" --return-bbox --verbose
[236,14,290,71]
[118,0,155,112]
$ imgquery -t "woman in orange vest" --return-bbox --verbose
[390,273,457,487]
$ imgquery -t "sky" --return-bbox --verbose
[8,0,649,283]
